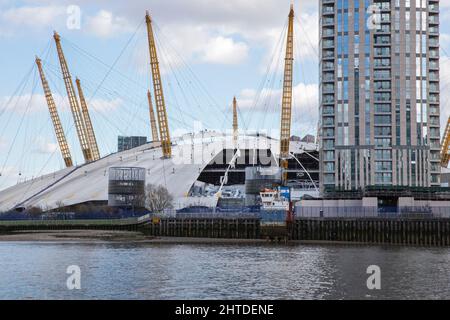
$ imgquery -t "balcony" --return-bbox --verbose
[375,2,391,11]
[429,49,439,59]
[322,49,334,59]
[373,70,391,80]
[429,26,439,34]
[322,6,334,15]
[429,116,440,126]
[374,47,390,56]
[430,128,441,138]
[380,14,391,23]
[322,72,334,82]
[430,106,439,115]
[323,17,334,26]
[322,62,334,70]
[322,28,334,38]
[322,95,335,105]
[323,162,335,172]
[430,140,440,149]
[429,38,439,47]
[429,94,439,103]
[429,15,439,25]
[323,117,335,127]
[429,72,439,81]
[429,84,439,93]
[322,84,334,93]
[375,24,392,34]
[374,58,391,68]
[323,106,334,115]
[323,151,335,161]
[323,129,335,138]
[374,81,391,91]
[323,40,335,48]
[429,3,439,13]
[429,60,439,70]
[374,93,391,103]
[374,35,391,46]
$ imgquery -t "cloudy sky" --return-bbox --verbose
[0,0,450,190]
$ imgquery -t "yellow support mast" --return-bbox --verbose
[35,57,73,168]
[54,31,93,163]
[147,90,160,142]
[233,97,238,147]
[76,78,100,161]
[441,116,450,168]
[145,11,171,158]
[279,5,295,183]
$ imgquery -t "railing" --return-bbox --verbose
[295,206,450,219]
[322,6,334,14]
[0,217,139,227]
[175,212,260,219]
[0,210,144,221]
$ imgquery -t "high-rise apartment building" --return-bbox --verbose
[319,0,441,193]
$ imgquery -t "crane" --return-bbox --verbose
[54,31,93,163]
[35,57,73,168]
[279,5,295,183]
[441,116,450,168]
[145,11,171,158]
[76,78,100,161]
[233,97,238,147]
[147,90,160,142]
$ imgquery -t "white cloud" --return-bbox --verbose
[0,93,49,113]
[202,36,249,65]
[441,33,450,47]
[0,165,19,186]
[439,1,450,21]
[0,0,332,75]
[33,137,58,154]
[0,5,65,36]
[0,93,122,115]
[239,88,257,101]
[129,24,207,75]
[130,24,249,72]
[238,82,318,112]
[237,82,318,133]
[4,0,315,68]
[1,5,65,26]
[255,10,318,75]
[0,5,134,39]
[85,10,133,38]
[89,97,123,113]
[0,137,7,150]
[296,12,319,59]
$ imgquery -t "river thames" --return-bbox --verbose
[0,242,449,299]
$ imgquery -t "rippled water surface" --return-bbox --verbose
[0,242,449,299]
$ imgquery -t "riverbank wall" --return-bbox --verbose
[291,218,450,246]
[141,218,261,239]
[3,216,450,246]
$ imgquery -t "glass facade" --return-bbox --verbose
[319,0,441,191]
[118,136,148,152]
